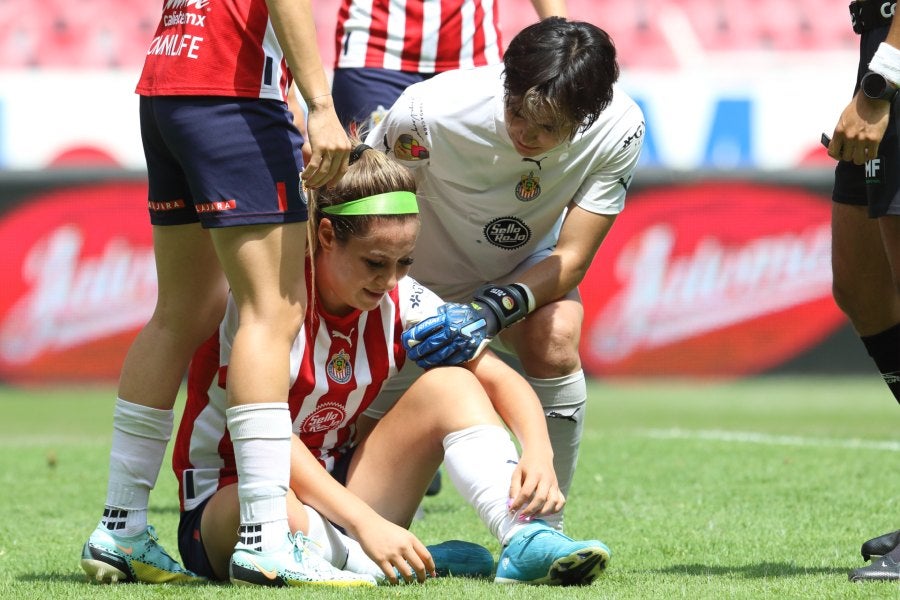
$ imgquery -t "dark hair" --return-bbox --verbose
[310,141,418,249]
[503,17,619,136]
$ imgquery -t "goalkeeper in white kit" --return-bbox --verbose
[365,16,645,532]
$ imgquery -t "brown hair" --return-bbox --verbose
[503,17,619,138]
[307,140,418,252]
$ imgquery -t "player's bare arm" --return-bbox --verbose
[513,204,617,308]
[828,10,900,165]
[265,0,350,188]
[530,0,568,20]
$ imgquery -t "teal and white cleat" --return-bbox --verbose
[229,532,376,587]
[494,520,609,586]
[81,524,205,584]
[374,540,494,584]
[429,540,494,578]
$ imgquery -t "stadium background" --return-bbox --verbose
[0,0,872,384]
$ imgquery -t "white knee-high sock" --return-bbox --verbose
[443,425,531,546]
[103,398,173,536]
[227,402,292,552]
[525,370,587,531]
[302,506,383,578]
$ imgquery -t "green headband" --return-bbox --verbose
[321,191,419,216]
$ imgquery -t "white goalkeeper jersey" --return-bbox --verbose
[365,63,644,300]
[172,275,442,511]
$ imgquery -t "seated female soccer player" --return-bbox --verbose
[172,142,611,586]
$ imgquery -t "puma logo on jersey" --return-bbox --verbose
[332,328,355,346]
[521,156,547,170]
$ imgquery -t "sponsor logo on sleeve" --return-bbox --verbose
[393,134,429,161]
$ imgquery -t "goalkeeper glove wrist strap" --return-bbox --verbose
[472,282,535,333]
[513,282,536,313]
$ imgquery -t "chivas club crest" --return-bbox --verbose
[326,349,352,384]
[515,172,541,201]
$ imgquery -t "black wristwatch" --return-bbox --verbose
[862,71,899,103]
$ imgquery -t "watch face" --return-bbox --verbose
[864,72,889,99]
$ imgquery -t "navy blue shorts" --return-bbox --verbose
[833,25,900,217]
[177,496,217,579]
[332,68,432,130]
[140,96,309,228]
[328,445,357,487]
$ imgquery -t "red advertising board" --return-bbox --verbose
[580,181,844,377]
[0,181,154,383]
[0,177,846,383]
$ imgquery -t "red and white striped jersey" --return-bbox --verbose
[172,275,442,511]
[334,0,505,72]
[136,0,293,101]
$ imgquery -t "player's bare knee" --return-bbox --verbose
[524,353,580,379]
[831,281,857,318]
[410,367,498,424]
[833,279,900,334]
[150,303,222,350]
[515,326,581,377]
[240,300,306,344]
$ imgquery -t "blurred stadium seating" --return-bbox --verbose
[0,0,858,70]
[1,0,157,68]
[499,0,858,69]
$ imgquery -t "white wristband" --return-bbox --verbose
[513,282,537,313]
[869,42,900,86]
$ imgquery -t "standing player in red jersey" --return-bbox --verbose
[79,0,374,588]
[173,144,611,586]
[330,0,567,130]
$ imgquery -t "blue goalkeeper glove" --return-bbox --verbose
[402,283,534,368]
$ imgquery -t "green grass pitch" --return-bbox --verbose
[1,376,898,599]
